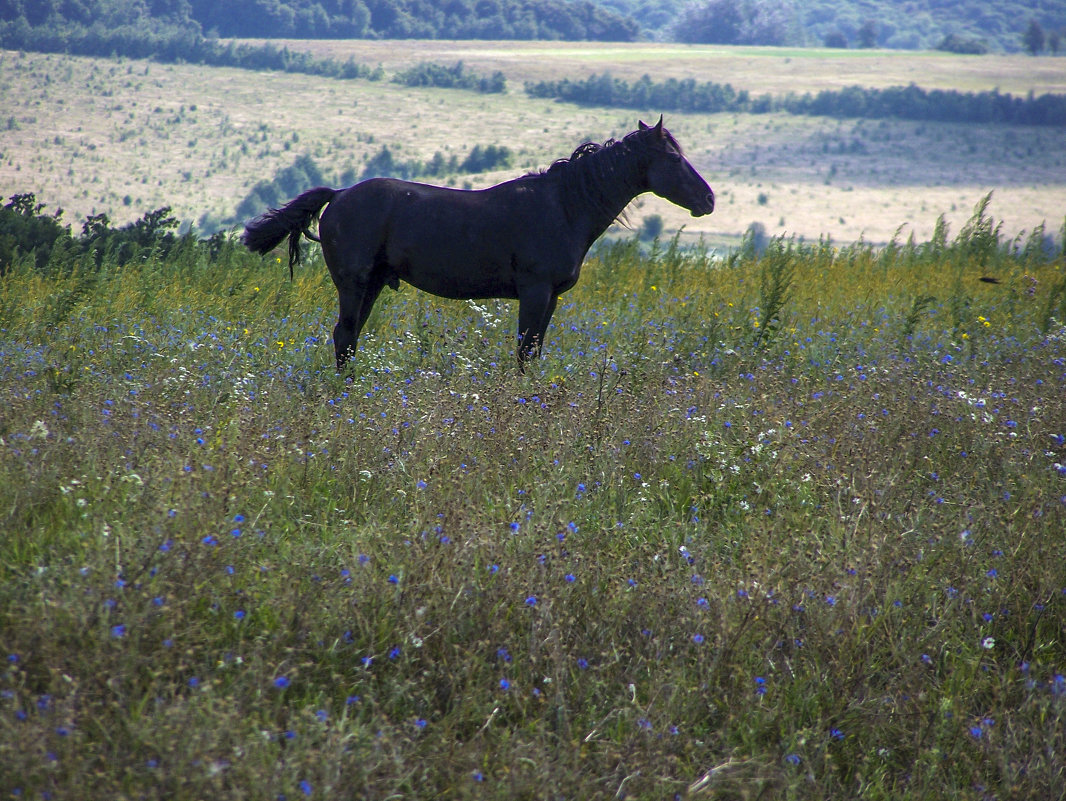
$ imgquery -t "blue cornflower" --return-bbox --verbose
[509,522,520,533]
[525,595,537,607]
[234,610,245,620]
[299,779,312,796]
[415,718,427,729]
[110,624,126,638]
[316,710,328,722]
[830,728,844,740]
[692,633,704,645]
[387,574,399,585]
[785,754,801,765]
[754,676,766,695]
[499,678,510,690]
[389,647,401,660]
[576,658,588,669]
[564,573,576,583]
[986,568,998,579]
[273,676,291,689]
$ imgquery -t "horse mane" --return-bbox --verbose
[527,126,680,226]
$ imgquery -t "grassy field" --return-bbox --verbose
[1,45,1064,248]
[1,197,1065,797]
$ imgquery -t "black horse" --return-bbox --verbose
[242,117,714,370]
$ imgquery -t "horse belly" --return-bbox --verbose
[388,213,519,300]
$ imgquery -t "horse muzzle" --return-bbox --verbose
[690,191,715,217]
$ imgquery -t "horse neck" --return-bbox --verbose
[559,144,646,241]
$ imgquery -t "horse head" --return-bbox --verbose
[638,116,715,217]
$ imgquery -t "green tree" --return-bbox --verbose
[857,19,877,48]
[1023,19,1046,54]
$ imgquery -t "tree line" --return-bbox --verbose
[0,193,218,276]
[0,0,638,43]
[525,73,1066,126]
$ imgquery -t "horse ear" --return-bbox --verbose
[654,115,664,136]
[638,119,649,130]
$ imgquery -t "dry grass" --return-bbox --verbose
[1,45,1063,248]
[250,40,1066,95]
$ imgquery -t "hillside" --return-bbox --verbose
[598,0,1066,52]
[3,0,1065,49]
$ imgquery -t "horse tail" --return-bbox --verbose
[242,186,336,280]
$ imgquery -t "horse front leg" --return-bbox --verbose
[516,285,556,370]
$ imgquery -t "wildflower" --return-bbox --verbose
[509,522,520,533]
[785,754,801,765]
[564,573,576,583]
[299,780,312,796]
[986,568,998,579]
[316,710,328,722]
[110,624,126,638]
[387,574,399,585]
[233,610,245,620]
[273,676,291,689]
[692,633,704,645]
[830,728,845,740]
[754,676,767,695]
[921,653,933,666]
[414,718,427,729]
[499,678,510,691]
[576,658,589,669]
[525,595,537,607]
[982,636,995,650]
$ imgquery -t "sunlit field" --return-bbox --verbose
[2,198,1064,798]
[2,46,1064,248]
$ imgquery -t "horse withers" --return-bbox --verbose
[242,117,715,370]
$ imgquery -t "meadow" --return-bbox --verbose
[1,195,1065,797]
[1,44,1065,247]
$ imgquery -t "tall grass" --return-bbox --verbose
[1,205,1064,799]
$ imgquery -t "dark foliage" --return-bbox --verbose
[526,72,1066,126]
[606,0,1066,52]
[392,62,506,93]
[0,0,640,43]
[0,193,215,273]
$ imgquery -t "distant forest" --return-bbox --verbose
[1,0,1064,51]
[0,0,638,42]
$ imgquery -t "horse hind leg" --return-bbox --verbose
[333,267,390,370]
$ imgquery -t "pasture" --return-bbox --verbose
[2,39,1065,799]
[1,199,1065,797]
[1,44,1065,247]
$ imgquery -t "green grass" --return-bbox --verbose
[1,201,1064,798]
